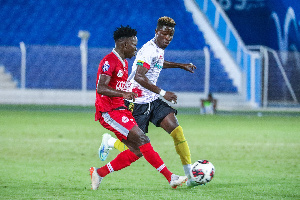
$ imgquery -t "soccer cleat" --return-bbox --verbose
[89,167,103,190]
[98,133,112,161]
[186,178,198,187]
[169,174,187,189]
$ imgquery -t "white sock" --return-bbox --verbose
[183,164,192,179]
[107,137,117,148]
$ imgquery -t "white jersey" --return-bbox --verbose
[127,38,164,104]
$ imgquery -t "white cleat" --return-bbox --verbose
[186,178,198,187]
[169,174,187,189]
[89,167,103,190]
[99,133,112,161]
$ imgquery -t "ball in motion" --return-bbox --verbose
[190,160,215,185]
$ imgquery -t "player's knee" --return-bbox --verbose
[133,127,150,144]
[127,128,150,149]
[138,133,150,145]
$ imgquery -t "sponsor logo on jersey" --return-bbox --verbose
[102,61,110,72]
[154,63,163,69]
[122,116,129,123]
[116,81,126,91]
[117,70,123,77]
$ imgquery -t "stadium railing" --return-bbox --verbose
[189,0,262,107]
[248,46,299,107]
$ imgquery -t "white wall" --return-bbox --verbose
[0,89,251,110]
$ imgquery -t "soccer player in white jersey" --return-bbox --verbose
[99,17,197,186]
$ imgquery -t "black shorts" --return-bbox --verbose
[125,98,177,133]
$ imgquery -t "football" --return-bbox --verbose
[190,160,215,185]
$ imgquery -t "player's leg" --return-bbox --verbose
[95,125,186,189]
[99,101,192,183]
[90,147,139,190]
[98,133,128,161]
[98,102,150,160]
[200,106,205,114]
[91,111,141,190]
[122,125,187,188]
[114,138,129,151]
[149,99,192,180]
[159,113,192,181]
[92,110,186,189]
[95,147,141,178]
[98,133,112,161]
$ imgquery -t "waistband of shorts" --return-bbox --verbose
[114,106,127,110]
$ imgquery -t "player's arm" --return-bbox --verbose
[163,60,196,73]
[134,65,177,103]
[97,74,137,101]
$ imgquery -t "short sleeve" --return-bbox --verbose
[135,46,153,70]
[100,59,115,76]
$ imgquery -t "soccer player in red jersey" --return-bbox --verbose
[99,17,198,186]
[90,25,187,190]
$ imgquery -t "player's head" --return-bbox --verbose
[208,93,213,100]
[113,25,138,59]
[155,16,176,49]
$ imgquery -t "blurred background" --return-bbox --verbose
[0,0,299,111]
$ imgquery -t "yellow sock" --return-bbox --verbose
[114,139,129,152]
[170,126,192,165]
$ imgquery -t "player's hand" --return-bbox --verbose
[182,63,196,73]
[123,92,138,102]
[163,91,177,104]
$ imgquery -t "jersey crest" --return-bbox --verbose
[102,61,110,72]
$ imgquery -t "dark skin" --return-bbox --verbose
[97,36,147,157]
[134,25,196,134]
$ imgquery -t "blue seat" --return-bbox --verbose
[0,0,237,93]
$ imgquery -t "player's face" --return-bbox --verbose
[124,36,138,59]
[155,25,175,49]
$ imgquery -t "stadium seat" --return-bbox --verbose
[0,0,237,93]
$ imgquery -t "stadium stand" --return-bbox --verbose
[0,0,237,93]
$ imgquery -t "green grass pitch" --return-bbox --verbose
[0,105,299,199]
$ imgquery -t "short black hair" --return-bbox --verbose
[157,16,176,28]
[113,25,137,42]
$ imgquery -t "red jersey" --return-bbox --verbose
[95,49,128,120]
